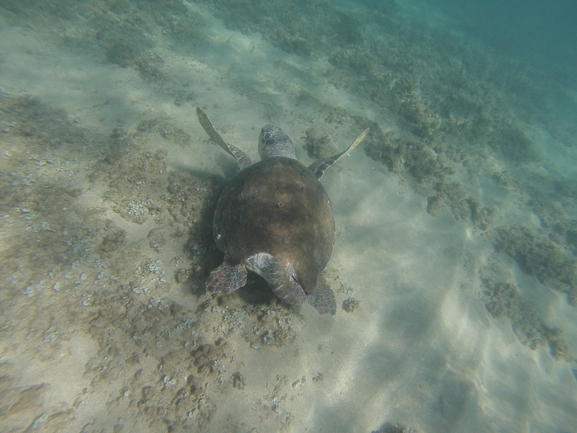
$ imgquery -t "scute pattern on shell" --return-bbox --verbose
[213,157,335,296]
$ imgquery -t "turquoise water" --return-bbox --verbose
[1,1,576,432]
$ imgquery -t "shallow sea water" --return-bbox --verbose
[1,1,577,432]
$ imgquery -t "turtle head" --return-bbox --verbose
[258,124,297,160]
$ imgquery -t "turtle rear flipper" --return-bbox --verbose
[307,276,336,315]
[247,253,307,305]
[206,262,247,295]
[308,128,369,179]
[196,106,253,169]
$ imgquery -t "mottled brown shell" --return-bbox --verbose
[213,157,335,294]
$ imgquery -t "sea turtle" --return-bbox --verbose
[196,107,368,315]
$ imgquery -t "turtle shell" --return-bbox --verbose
[213,157,335,294]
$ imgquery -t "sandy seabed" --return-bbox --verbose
[1,1,577,432]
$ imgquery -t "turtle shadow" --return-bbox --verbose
[214,153,242,179]
[237,274,278,305]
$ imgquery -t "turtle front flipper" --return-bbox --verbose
[307,275,336,315]
[308,128,369,179]
[206,262,248,295]
[246,253,307,306]
[196,106,253,169]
